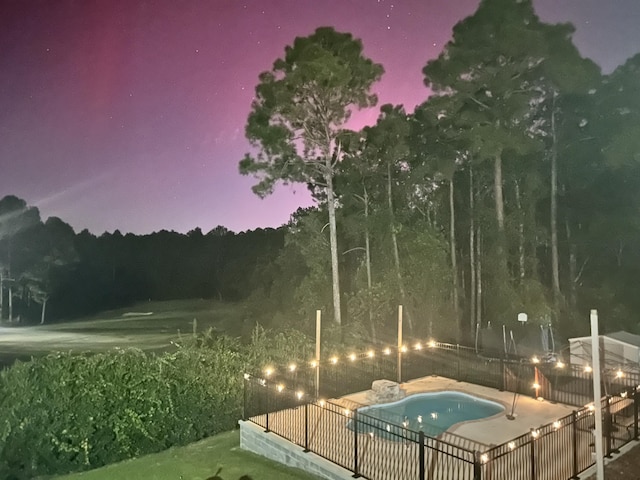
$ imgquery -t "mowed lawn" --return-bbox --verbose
[0,299,251,365]
[54,430,320,480]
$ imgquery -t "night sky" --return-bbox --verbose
[2,0,639,235]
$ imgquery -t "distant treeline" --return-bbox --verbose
[0,195,284,324]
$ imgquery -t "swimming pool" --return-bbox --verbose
[350,391,504,438]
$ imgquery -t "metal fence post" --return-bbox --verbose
[264,386,270,433]
[473,451,482,480]
[635,388,639,440]
[304,402,310,452]
[456,344,461,380]
[530,429,536,480]
[500,357,505,391]
[570,410,579,479]
[353,409,360,478]
[419,431,425,480]
[242,376,247,421]
[604,396,612,457]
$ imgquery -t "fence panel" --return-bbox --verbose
[244,343,640,480]
[354,412,421,480]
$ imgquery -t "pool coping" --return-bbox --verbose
[340,375,577,446]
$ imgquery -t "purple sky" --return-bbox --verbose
[1,0,639,235]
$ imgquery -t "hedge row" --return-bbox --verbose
[0,328,310,480]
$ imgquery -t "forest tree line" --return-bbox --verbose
[239,0,640,344]
[0,194,284,324]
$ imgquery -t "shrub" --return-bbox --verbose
[0,328,312,479]
[0,339,244,478]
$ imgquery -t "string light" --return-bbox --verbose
[480,454,489,464]
[258,338,455,377]
[248,341,623,453]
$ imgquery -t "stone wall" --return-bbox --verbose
[239,420,351,480]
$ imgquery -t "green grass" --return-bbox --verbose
[0,299,251,365]
[53,430,320,480]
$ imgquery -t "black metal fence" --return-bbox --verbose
[481,389,640,479]
[244,377,480,480]
[243,343,640,480]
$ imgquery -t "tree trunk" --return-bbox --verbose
[387,163,412,333]
[449,177,460,342]
[515,180,525,282]
[8,284,13,322]
[0,270,3,321]
[325,168,342,326]
[363,185,376,341]
[494,153,505,234]
[469,166,476,335]
[550,93,561,306]
[40,297,48,325]
[476,227,482,332]
[566,219,577,308]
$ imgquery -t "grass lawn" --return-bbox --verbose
[54,430,320,480]
[0,299,251,367]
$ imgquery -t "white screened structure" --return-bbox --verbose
[569,331,640,370]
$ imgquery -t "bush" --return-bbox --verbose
[0,338,247,479]
[0,327,313,479]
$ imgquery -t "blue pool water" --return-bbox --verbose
[350,391,504,438]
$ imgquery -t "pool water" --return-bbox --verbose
[351,391,504,438]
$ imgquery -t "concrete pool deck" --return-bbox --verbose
[341,375,578,446]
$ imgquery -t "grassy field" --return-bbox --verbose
[0,299,250,367]
[53,430,320,480]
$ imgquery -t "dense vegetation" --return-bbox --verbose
[240,1,640,343]
[0,328,313,479]
[0,195,283,324]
